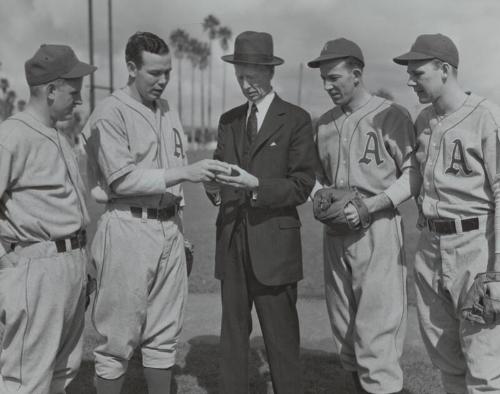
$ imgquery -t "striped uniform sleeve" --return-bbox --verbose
[381,104,422,207]
[0,144,13,257]
[481,109,500,255]
[88,118,167,196]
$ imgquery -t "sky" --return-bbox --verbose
[1,0,499,125]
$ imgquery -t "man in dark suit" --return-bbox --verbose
[206,31,317,394]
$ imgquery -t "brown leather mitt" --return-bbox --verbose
[313,187,371,235]
[461,272,500,325]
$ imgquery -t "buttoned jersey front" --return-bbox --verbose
[415,93,500,219]
[316,95,418,206]
[0,111,88,251]
[83,89,188,208]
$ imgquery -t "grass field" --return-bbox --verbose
[88,149,420,303]
[74,150,427,393]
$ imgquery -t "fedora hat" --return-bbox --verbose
[221,31,284,66]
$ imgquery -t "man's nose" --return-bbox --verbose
[407,77,416,87]
[323,80,333,91]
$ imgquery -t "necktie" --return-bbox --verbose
[246,103,258,145]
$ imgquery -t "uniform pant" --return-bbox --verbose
[91,208,188,379]
[220,219,301,394]
[0,242,87,394]
[324,210,407,394]
[414,216,500,394]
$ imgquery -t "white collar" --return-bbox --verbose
[248,90,275,116]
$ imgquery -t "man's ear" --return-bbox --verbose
[46,82,57,100]
[127,61,138,78]
[352,68,363,85]
[440,62,452,82]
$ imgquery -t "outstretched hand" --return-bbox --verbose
[215,164,259,190]
[184,159,231,183]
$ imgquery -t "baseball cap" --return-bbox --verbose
[25,44,97,86]
[393,34,459,67]
[307,38,364,68]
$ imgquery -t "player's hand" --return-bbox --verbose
[215,164,259,190]
[486,281,500,301]
[0,252,19,269]
[184,159,230,183]
[344,203,360,228]
[91,185,110,203]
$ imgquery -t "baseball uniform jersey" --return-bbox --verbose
[0,111,88,394]
[413,92,500,393]
[83,89,188,379]
[316,95,419,393]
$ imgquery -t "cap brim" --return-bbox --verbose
[221,54,284,66]
[393,51,434,65]
[61,61,97,79]
[307,53,364,68]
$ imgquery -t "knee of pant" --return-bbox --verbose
[95,354,129,380]
[142,347,177,370]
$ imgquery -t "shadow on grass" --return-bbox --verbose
[68,334,418,394]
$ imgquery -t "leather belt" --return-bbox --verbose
[427,217,479,235]
[10,229,87,253]
[130,205,178,221]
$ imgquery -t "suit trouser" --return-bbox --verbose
[0,242,87,394]
[324,210,407,393]
[414,217,500,394]
[219,219,301,394]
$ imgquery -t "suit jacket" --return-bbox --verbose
[213,94,316,286]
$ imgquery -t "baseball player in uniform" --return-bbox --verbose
[0,45,95,393]
[83,32,228,394]
[308,38,420,393]
[394,34,500,394]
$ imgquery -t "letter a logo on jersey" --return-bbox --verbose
[445,139,472,175]
[359,132,383,165]
[172,128,185,159]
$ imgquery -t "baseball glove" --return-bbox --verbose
[461,272,500,325]
[184,239,194,277]
[313,187,371,235]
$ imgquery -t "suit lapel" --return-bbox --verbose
[250,95,286,159]
[231,103,249,165]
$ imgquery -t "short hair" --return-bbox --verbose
[431,58,458,76]
[125,32,170,68]
[29,78,65,97]
[342,56,365,71]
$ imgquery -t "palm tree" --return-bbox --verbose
[187,38,201,135]
[217,26,232,112]
[169,28,190,123]
[198,42,210,143]
[202,14,220,130]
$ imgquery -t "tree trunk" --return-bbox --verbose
[200,68,206,145]
[222,62,226,112]
[208,40,213,131]
[177,57,183,123]
[191,64,196,142]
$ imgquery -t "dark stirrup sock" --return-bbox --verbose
[94,374,126,394]
[144,367,173,394]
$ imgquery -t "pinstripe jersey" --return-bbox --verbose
[0,112,89,256]
[415,93,500,219]
[83,89,188,208]
[316,95,419,207]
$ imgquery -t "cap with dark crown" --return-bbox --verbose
[307,38,364,68]
[393,33,459,67]
[25,44,97,86]
[221,31,284,66]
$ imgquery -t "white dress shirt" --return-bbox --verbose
[246,90,275,132]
